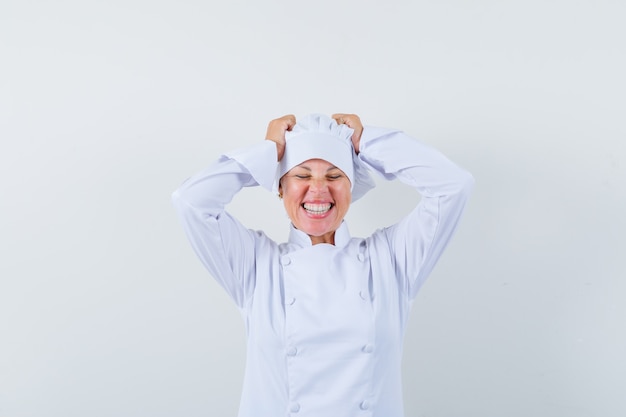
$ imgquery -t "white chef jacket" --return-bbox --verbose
[172,126,474,417]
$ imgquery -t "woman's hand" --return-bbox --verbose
[266,114,296,161]
[332,113,363,154]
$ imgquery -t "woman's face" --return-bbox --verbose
[279,159,352,245]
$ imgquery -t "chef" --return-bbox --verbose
[172,113,474,417]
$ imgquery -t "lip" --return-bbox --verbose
[301,202,334,218]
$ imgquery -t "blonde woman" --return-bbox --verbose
[172,113,474,417]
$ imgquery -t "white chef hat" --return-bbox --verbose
[275,114,376,202]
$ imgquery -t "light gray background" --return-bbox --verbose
[1,0,624,416]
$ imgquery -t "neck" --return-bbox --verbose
[310,232,335,245]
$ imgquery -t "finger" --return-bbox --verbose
[331,113,346,125]
[283,114,296,131]
[344,114,361,127]
[335,114,359,129]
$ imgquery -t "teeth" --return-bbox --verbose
[303,203,332,214]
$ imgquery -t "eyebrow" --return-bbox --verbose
[295,165,341,172]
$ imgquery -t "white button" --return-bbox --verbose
[281,256,291,266]
[287,346,298,356]
[290,403,300,413]
[362,344,373,353]
[359,290,367,300]
[357,253,365,262]
[286,297,296,305]
[360,400,370,410]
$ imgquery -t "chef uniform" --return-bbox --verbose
[172,115,474,417]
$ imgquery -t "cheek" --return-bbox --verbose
[331,185,352,208]
[336,181,352,196]
[282,182,303,203]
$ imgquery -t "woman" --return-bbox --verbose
[172,113,474,417]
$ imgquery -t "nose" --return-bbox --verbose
[309,178,329,193]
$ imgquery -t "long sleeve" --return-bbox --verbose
[358,126,474,299]
[171,141,278,308]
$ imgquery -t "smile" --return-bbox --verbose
[302,203,333,214]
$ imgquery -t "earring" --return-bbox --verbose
[278,193,283,199]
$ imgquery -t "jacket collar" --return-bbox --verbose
[288,221,351,249]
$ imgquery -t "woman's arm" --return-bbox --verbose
[171,140,278,308]
[356,123,474,299]
[171,116,295,308]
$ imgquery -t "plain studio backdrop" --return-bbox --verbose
[1,0,624,416]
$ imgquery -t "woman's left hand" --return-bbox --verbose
[332,113,363,154]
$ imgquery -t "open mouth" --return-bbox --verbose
[302,202,333,215]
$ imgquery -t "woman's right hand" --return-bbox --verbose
[265,114,296,161]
